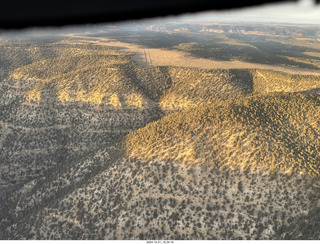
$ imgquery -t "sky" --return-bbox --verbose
[1,0,319,38]
[167,0,320,25]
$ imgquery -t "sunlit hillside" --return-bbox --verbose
[126,92,320,176]
[9,41,150,108]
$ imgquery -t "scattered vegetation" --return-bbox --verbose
[252,69,320,94]
[126,93,320,176]
[1,27,320,240]
[1,156,319,239]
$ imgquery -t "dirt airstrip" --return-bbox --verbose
[66,34,320,76]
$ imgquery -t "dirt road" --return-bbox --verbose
[66,34,320,76]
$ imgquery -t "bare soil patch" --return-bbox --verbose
[67,34,320,76]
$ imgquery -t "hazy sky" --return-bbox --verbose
[162,0,320,24]
[1,0,319,38]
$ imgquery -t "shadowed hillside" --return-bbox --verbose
[0,41,163,189]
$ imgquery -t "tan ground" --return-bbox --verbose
[66,34,320,76]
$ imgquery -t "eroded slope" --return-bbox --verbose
[0,41,161,189]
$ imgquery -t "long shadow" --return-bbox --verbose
[297,87,320,97]
[229,69,254,95]
[0,139,124,239]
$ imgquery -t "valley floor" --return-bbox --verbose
[67,33,320,76]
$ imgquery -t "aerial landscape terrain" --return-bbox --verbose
[0,16,320,240]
